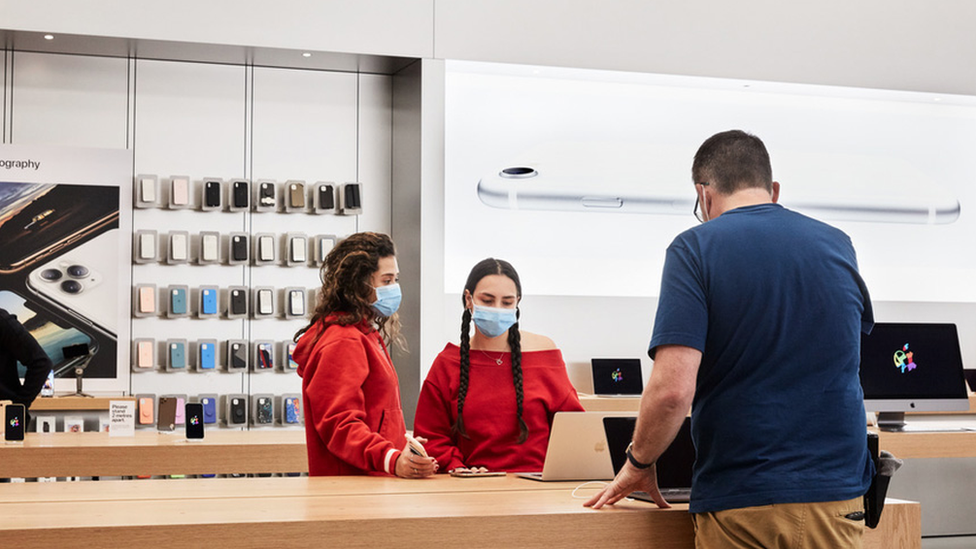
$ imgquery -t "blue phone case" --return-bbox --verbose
[202,397,217,424]
[201,289,217,315]
[199,342,215,369]
[170,342,186,369]
[285,398,299,424]
[171,288,187,315]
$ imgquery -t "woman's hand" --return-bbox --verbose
[394,437,438,479]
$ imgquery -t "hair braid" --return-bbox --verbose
[452,308,472,439]
[509,308,528,444]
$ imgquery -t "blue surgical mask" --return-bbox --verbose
[472,305,517,338]
[371,283,401,317]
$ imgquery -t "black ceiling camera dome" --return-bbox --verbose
[500,166,538,179]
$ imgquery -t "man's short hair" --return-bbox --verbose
[692,130,773,194]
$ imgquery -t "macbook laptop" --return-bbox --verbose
[603,416,695,503]
[591,358,643,397]
[516,411,636,482]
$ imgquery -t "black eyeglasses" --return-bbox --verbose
[693,182,709,223]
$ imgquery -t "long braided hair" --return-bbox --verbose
[294,232,403,348]
[452,258,529,444]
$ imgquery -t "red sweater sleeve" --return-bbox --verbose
[305,336,400,474]
[414,356,467,472]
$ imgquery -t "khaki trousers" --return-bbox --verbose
[692,497,865,549]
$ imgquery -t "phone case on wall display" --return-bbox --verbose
[230,180,250,210]
[253,287,275,318]
[134,230,158,263]
[132,339,155,371]
[167,286,189,318]
[166,340,187,371]
[227,340,248,370]
[255,181,277,212]
[226,394,248,426]
[134,175,158,208]
[133,284,157,317]
[202,179,222,210]
[197,340,217,371]
[199,287,218,317]
[254,233,276,265]
[283,287,306,319]
[226,286,248,318]
[313,182,336,213]
[198,232,220,264]
[254,341,274,371]
[136,395,155,426]
[173,396,187,425]
[286,181,306,211]
[286,233,307,266]
[199,395,218,424]
[169,176,191,209]
[168,231,190,264]
[282,342,299,371]
[229,233,249,264]
[253,395,274,425]
[340,182,362,215]
[314,235,336,266]
[280,394,301,424]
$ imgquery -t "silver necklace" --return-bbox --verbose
[478,349,505,365]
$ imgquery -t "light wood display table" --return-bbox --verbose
[0,475,919,549]
[0,430,307,478]
[29,396,136,412]
[876,429,976,459]
[578,394,641,412]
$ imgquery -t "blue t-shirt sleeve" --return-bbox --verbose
[648,239,708,359]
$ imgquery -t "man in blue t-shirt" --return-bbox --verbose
[587,130,875,548]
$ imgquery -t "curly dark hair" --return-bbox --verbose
[452,258,528,444]
[294,232,402,347]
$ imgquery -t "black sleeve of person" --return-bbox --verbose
[0,308,54,405]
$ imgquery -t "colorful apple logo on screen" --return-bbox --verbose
[893,344,917,373]
[9,418,19,428]
[190,417,200,426]
[612,368,624,382]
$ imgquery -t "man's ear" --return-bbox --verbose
[771,181,781,203]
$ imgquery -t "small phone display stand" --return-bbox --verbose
[226,339,249,371]
[134,174,159,209]
[134,230,158,264]
[168,175,192,210]
[254,180,278,213]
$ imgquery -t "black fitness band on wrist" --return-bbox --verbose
[625,441,654,469]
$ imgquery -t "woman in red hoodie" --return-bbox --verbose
[294,232,437,477]
[413,258,584,473]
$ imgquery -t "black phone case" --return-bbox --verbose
[232,181,249,209]
[204,181,221,208]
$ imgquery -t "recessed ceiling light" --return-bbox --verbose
[302,52,312,58]
[43,34,55,40]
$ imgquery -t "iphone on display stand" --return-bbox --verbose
[227,340,248,371]
[228,233,249,264]
[313,182,336,213]
[133,229,158,264]
[199,286,219,317]
[5,404,26,442]
[339,183,362,215]
[26,228,121,337]
[254,340,274,371]
[286,180,306,211]
[133,284,157,317]
[0,182,119,274]
[185,402,204,440]
[132,338,155,371]
[226,286,248,318]
[199,395,218,425]
[157,396,177,431]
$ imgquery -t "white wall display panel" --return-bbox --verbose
[10,52,127,148]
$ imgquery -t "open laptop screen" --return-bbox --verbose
[591,358,643,396]
[603,416,695,490]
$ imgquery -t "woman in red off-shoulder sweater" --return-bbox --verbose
[413,258,583,473]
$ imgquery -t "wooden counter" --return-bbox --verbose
[876,429,976,459]
[579,395,641,412]
[0,476,919,549]
[0,430,307,477]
